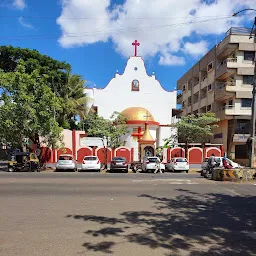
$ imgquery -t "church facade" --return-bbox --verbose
[85,43,177,161]
[39,42,224,164]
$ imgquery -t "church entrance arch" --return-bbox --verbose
[144,146,154,158]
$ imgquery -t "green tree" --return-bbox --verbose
[83,112,128,148]
[0,45,70,79]
[0,61,63,151]
[164,113,219,156]
[57,70,89,129]
[0,46,89,130]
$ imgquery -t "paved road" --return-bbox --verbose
[0,172,255,256]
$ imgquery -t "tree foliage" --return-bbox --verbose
[0,61,63,150]
[57,70,89,129]
[0,46,88,130]
[0,45,70,79]
[164,112,219,147]
[83,112,128,148]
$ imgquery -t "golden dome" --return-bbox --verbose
[121,107,155,122]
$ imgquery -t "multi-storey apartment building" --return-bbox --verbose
[177,27,255,164]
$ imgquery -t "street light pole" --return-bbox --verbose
[102,136,108,170]
[233,9,256,168]
[250,20,256,168]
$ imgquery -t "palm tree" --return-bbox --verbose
[57,69,89,129]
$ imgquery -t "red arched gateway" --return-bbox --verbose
[188,147,203,164]
[96,148,112,164]
[206,147,221,158]
[170,147,185,158]
[115,147,131,163]
[57,148,72,159]
[77,147,93,163]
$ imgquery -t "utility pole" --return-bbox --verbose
[233,9,256,168]
[249,17,256,168]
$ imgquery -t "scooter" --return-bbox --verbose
[204,162,220,179]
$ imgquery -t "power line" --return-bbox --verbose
[0,14,232,20]
[0,16,235,40]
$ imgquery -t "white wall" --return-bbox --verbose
[159,126,177,147]
[85,57,177,126]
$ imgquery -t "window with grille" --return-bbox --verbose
[241,99,252,108]
[244,51,255,61]
[243,75,254,85]
[207,62,213,72]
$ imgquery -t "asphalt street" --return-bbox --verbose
[0,172,255,256]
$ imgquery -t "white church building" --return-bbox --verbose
[85,41,177,161]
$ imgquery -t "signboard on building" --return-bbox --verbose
[233,134,250,143]
[80,137,104,147]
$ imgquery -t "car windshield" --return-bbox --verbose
[84,157,97,161]
[59,156,73,160]
[113,157,126,161]
[175,158,187,162]
[148,158,158,162]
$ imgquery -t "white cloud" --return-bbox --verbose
[18,17,34,29]
[159,53,185,66]
[183,41,208,57]
[13,0,25,10]
[57,0,252,65]
[56,0,111,47]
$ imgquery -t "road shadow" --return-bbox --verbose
[67,190,256,255]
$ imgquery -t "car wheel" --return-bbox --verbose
[186,170,189,173]
[124,168,128,173]
[161,169,165,173]
[55,168,58,172]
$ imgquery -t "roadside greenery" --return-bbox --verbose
[0,46,88,151]
[82,112,128,148]
[0,61,63,150]
[0,46,88,130]
[164,113,219,155]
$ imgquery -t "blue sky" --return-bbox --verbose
[0,0,255,90]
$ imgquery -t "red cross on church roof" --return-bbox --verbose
[132,40,140,56]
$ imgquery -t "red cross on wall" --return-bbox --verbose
[132,126,143,141]
[132,40,140,56]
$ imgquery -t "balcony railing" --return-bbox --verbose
[217,58,237,70]
[226,27,251,36]
[227,58,237,63]
[225,105,234,110]
[241,83,253,88]
[215,81,236,90]
[243,60,254,64]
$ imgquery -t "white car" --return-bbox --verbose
[142,157,165,173]
[56,154,77,172]
[81,156,101,172]
[166,157,189,173]
[201,157,242,169]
